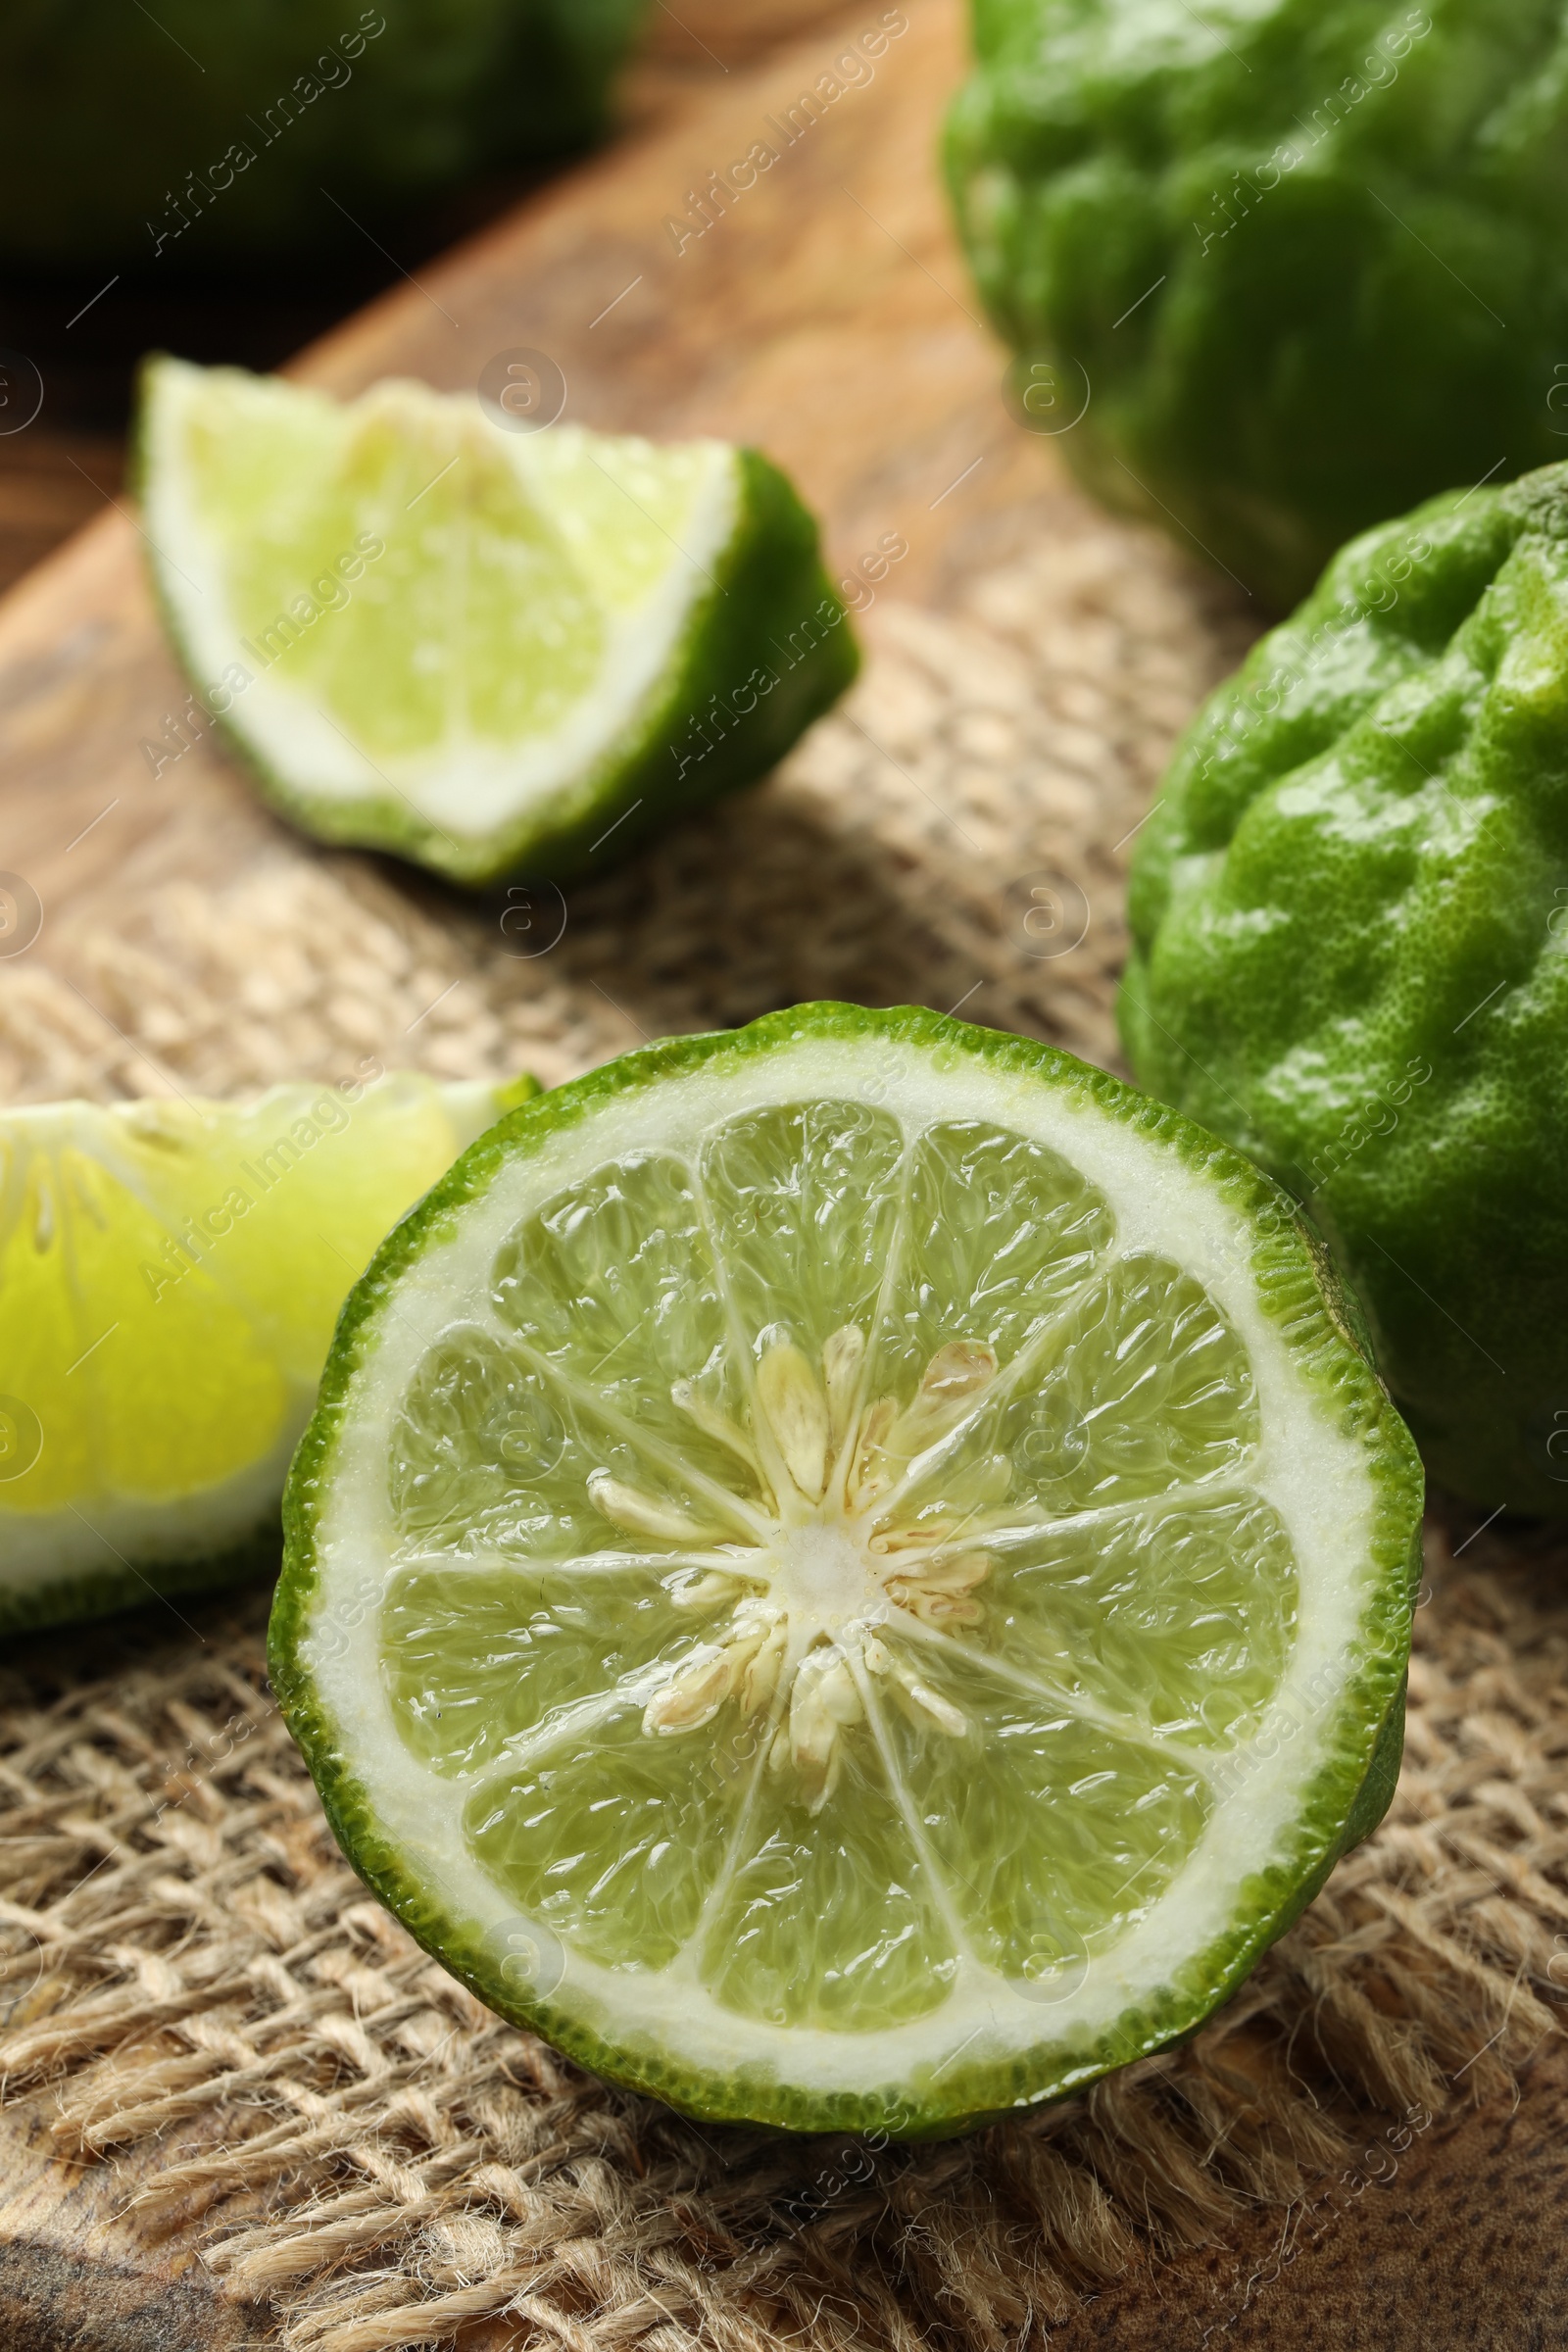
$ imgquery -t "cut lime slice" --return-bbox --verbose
[271,1005,1420,2136]
[0,1069,532,1635]
[137,358,858,887]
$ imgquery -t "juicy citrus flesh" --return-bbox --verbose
[279,1014,1418,2132]
[141,359,739,840]
[0,1073,520,1624]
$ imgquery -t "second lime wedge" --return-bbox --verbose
[1,1069,531,1633]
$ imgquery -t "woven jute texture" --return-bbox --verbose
[2,494,1565,2351]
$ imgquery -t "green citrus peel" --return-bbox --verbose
[138,359,858,887]
[271,1004,1419,2137]
[1122,457,1568,1513]
[948,0,1568,607]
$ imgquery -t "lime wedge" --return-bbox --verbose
[270,1005,1420,2136]
[1,1069,532,1635]
[137,358,858,886]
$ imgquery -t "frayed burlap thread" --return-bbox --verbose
[1,1523,1564,2350]
[0,507,1252,1110]
[1,495,1564,2346]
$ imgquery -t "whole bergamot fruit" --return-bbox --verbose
[0,0,645,270]
[947,0,1568,610]
[1119,456,1568,1515]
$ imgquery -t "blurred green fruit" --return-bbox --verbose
[948,0,1568,609]
[0,0,647,270]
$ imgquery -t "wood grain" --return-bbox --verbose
[0,0,857,607]
[0,433,124,603]
[0,0,1048,978]
[0,2103,272,2352]
[1078,2038,1568,2347]
[0,3,1559,2346]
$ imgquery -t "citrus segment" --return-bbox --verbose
[987,1495,1298,1747]
[0,1071,528,1633]
[139,358,858,886]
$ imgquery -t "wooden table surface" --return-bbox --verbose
[0,0,852,597]
[0,2,1563,2344]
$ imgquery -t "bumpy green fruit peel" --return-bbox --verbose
[948,0,1568,608]
[1122,457,1568,1512]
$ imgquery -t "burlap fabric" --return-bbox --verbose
[2,495,1563,2350]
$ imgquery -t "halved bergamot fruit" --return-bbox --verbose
[271,1004,1421,2136]
[1,1069,532,1635]
[137,357,858,887]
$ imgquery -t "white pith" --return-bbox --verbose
[0,1422,304,1599]
[141,360,740,841]
[304,1036,1394,2108]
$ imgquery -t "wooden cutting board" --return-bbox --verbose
[1,3,1565,2343]
[0,0,1055,951]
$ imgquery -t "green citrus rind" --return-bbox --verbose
[945,0,1568,611]
[1119,458,1568,1512]
[270,1003,1422,2138]
[1,1524,281,1642]
[135,364,858,890]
